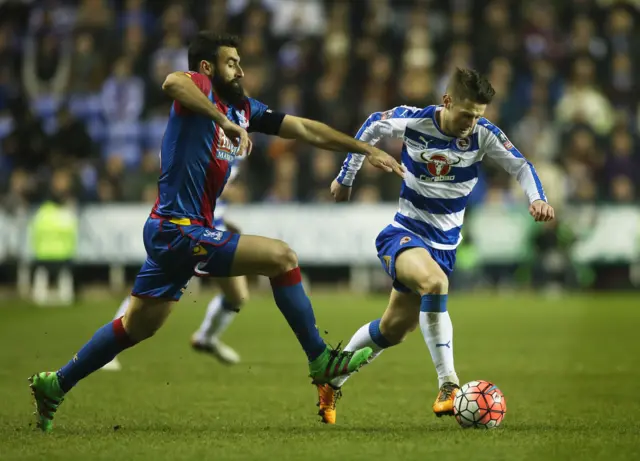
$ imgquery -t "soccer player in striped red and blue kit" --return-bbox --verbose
[315,68,555,424]
[29,32,404,432]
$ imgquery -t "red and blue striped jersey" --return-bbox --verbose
[151,71,269,227]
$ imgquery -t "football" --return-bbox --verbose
[453,380,507,429]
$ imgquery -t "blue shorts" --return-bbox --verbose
[131,217,240,301]
[375,225,456,293]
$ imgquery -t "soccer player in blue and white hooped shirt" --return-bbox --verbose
[316,68,555,424]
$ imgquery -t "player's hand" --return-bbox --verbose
[366,147,405,179]
[330,179,352,202]
[220,120,252,157]
[529,200,555,222]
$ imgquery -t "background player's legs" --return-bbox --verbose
[192,276,249,364]
[330,288,420,389]
[393,247,458,388]
[228,235,327,362]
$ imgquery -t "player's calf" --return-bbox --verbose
[122,296,174,343]
[230,235,372,375]
[379,304,419,345]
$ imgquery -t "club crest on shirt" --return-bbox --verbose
[204,229,224,241]
[237,110,249,129]
[420,153,461,181]
[455,137,471,151]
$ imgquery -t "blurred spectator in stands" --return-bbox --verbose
[2,99,49,172]
[305,148,336,202]
[2,169,35,213]
[556,56,614,136]
[22,29,71,100]
[122,151,159,202]
[265,153,297,202]
[101,57,145,123]
[146,55,172,115]
[609,175,635,203]
[0,0,638,210]
[49,105,97,169]
[607,52,635,111]
[68,32,105,94]
[605,5,639,57]
[97,155,125,203]
[159,2,197,43]
[0,26,18,112]
[568,14,607,63]
[75,0,114,47]
[603,127,639,197]
[120,0,156,36]
[120,24,149,77]
[151,31,188,75]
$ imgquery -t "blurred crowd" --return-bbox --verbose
[1,0,639,212]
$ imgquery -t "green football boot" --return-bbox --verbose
[309,345,372,384]
[29,372,65,433]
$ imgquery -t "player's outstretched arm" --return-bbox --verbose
[277,115,404,178]
[479,120,554,222]
[162,72,250,156]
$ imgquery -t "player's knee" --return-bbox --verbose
[271,240,298,275]
[415,273,449,296]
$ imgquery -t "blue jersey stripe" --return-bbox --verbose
[401,149,480,184]
[405,127,450,148]
[400,183,470,215]
[404,127,480,152]
[527,163,547,201]
[394,213,461,246]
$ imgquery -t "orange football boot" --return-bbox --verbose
[433,382,460,417]
[316,383,341,424]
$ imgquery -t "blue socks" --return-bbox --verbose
[368,318,392,349]
[420,294,448,313]
[57,317,136,393]
[270,267,326,362]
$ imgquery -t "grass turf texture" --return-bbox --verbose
[0,292,638,460]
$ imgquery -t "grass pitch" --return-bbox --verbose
[0,291,639,460]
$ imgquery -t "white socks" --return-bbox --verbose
[330,319,390,388]
[419,294,458,387]
[194,295,239,344]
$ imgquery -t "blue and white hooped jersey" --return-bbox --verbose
[212,155,243,230]
[336,105,546,250]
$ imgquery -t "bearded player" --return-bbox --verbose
[29,32,404,432]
